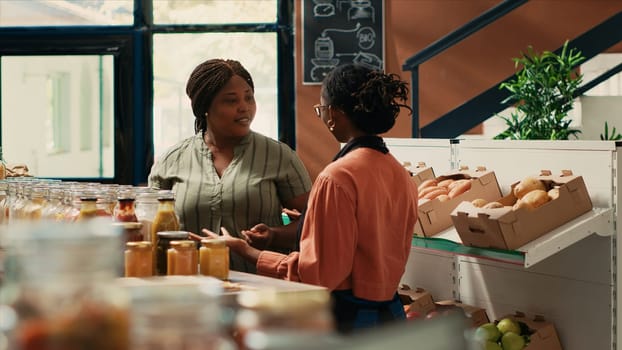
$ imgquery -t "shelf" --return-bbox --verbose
[411,207,614,268]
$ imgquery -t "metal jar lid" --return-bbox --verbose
[157,231,189,239]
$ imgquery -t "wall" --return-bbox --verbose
[294,0,622,179]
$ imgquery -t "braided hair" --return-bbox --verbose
[321,64,411,134]
[185,59,255,134]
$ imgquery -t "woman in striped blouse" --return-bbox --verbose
[148,58,311,273]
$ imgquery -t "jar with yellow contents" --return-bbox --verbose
[167,240,198,275]
[199,238,229,280]
[124,241,153,277]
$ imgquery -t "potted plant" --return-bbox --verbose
[600,121,622,141]
[494,41,585,140]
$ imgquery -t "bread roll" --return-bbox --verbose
[482,201,504,209]
[519,189,550,210]
[471,198,488,208]
[513,176,546,199]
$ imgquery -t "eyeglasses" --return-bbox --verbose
[313,104,330,117]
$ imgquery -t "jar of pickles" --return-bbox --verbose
[155,231,189,275]
[0,219,130,350]
[199,238,229,280]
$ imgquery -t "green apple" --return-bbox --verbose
[484,341,502,350]
[501,331,526,350]
[497,318,521,335]
[475,323,502,342]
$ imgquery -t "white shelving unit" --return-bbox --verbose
[388,139,620,350]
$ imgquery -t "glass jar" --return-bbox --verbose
[113,222,144,243]
[0,181,8,224]
[0,219,130,350]
[114,195,138,223]
[0,146,7,180]
[167,240,198,276]
[76,196,98,221]
[155,231,189,276]
[234,289,335,350]
[124,241,153,278]
[22,185,48,221]
[151,193,180,245]
[40,186,65,221]
[199,238,230,280]
[135,190,160,249]
[128,282,225,350]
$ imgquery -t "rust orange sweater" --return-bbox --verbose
[257,148,418,301]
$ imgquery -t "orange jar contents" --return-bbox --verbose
[114,197,138,223]
[124,241,153,277]
[199,239,229,280]
[167,240,198,275]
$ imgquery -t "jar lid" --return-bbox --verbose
[169,240,196,248]
[112,222,143,229]
[126,241,152,249]
[201,238,226,248]
[157,231,189,239]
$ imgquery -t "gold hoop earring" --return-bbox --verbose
[204,112,208,117]
[327,119,335,132]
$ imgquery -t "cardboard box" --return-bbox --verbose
[498,312,563,350]
[405,161,435,188]
[451,170,593,250]
[415,167,503,237]
[434,300,489,327]
[398,284,435,316]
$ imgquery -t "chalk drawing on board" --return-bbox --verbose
[313,1,335,17]
[336,52,382,70]
[310,22,380,81]
[348,0,375,22]
[305,0,383,84]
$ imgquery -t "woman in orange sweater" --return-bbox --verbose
[204,63,418,333]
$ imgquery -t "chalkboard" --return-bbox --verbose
[302,0,384,85]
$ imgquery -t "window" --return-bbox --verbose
[2,55,114,178]
[153,32,277,159]
[0,0,293,184]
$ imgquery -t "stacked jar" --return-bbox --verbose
[0,219,130,350]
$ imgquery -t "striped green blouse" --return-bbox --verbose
[148,131,312,272]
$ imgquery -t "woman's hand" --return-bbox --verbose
[282,208,302,221]
[202,227,260,264]
[242,224,274,250]
[202,227,248,256]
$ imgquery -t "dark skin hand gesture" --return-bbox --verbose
[202,227,261,265]
[241,208,303,251]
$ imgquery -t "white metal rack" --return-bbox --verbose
[387,138,620,350]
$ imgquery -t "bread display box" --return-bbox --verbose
[415,166,503,237]
[403,161,436,188]
[434,300,489,327]
[451,170,593,251]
